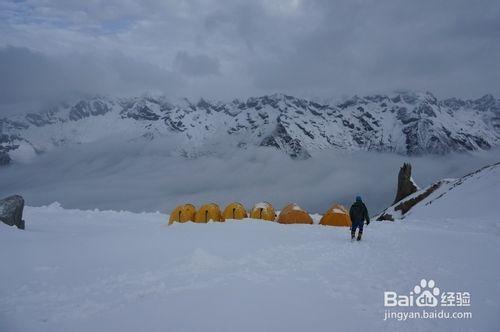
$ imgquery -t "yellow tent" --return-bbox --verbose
[277,203,313,225]
[222,202,247,220]
[250,202,276,221]
[168,203,196,225]
[194,203,222,223]
[319,204,351,227]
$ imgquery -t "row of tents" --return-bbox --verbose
[168,202,352,227]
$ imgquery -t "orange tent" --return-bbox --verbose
[250,202,276,221]
[168,203,196,225]
[222,202,247,220]
[319,204,351,227]
[194,203,222,223]
[277,203,313,225]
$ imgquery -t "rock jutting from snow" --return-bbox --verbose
[377,160,500,222]
[393,163,419,204]
[0,195,25,230]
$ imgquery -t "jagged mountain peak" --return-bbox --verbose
[1,91,499,165]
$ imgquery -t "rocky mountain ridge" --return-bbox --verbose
[1,91,499,164]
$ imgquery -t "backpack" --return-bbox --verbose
[350,202,366,222]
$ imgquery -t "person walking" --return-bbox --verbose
[349,196,370,241]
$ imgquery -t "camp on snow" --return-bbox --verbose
[319,204,351,227]
[250,202,276,221]
[168,203,196,225]
[277,203,313,225]
[222,202,248,220]
[194,203,222,223]
[169,201,353,227]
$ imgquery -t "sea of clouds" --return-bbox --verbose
[1,137,499,215]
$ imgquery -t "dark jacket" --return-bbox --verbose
[349,201,370,224]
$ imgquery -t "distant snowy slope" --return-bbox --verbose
[377,162,500,231]
[409,162,500,223]
[1,91,500,164]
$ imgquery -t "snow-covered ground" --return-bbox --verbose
[1,202,498,331]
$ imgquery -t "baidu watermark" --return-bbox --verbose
[383,279,472,321]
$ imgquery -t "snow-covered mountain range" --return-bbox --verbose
[1,91,499,164]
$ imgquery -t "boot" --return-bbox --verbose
[356,232,362,241]
[351,231,355,241]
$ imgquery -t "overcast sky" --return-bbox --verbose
[1,0,499,106]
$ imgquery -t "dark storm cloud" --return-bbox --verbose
[0,46,183,105]
[0,0,499,107]
[248,0,500,97]
[173,51,220,77]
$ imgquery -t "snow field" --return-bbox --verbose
[1,203,498,331]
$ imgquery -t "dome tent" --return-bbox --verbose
[250,202,276,221]
[319,204,351,227]
[222,202,247,220]
[277,203,313,225]
[194,203,222,223]
[168,203,196,225]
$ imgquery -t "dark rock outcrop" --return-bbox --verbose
[393,163,418,204]
[394,182,442,215]
[0,150,11,165]
[69,99,111,121]
[376,212,395,221]
[377,181,443,221]
[0,195,25,230]
[260,121,311,159]
[123,105,160,121]
[377,164,439,221]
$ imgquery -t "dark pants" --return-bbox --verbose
[351,219,364,235]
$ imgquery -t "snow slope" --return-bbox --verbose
[409,162,500,223]
[378,161,500,235]
[1,201,499,331]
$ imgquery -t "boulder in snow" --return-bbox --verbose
[0,195,25,230]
